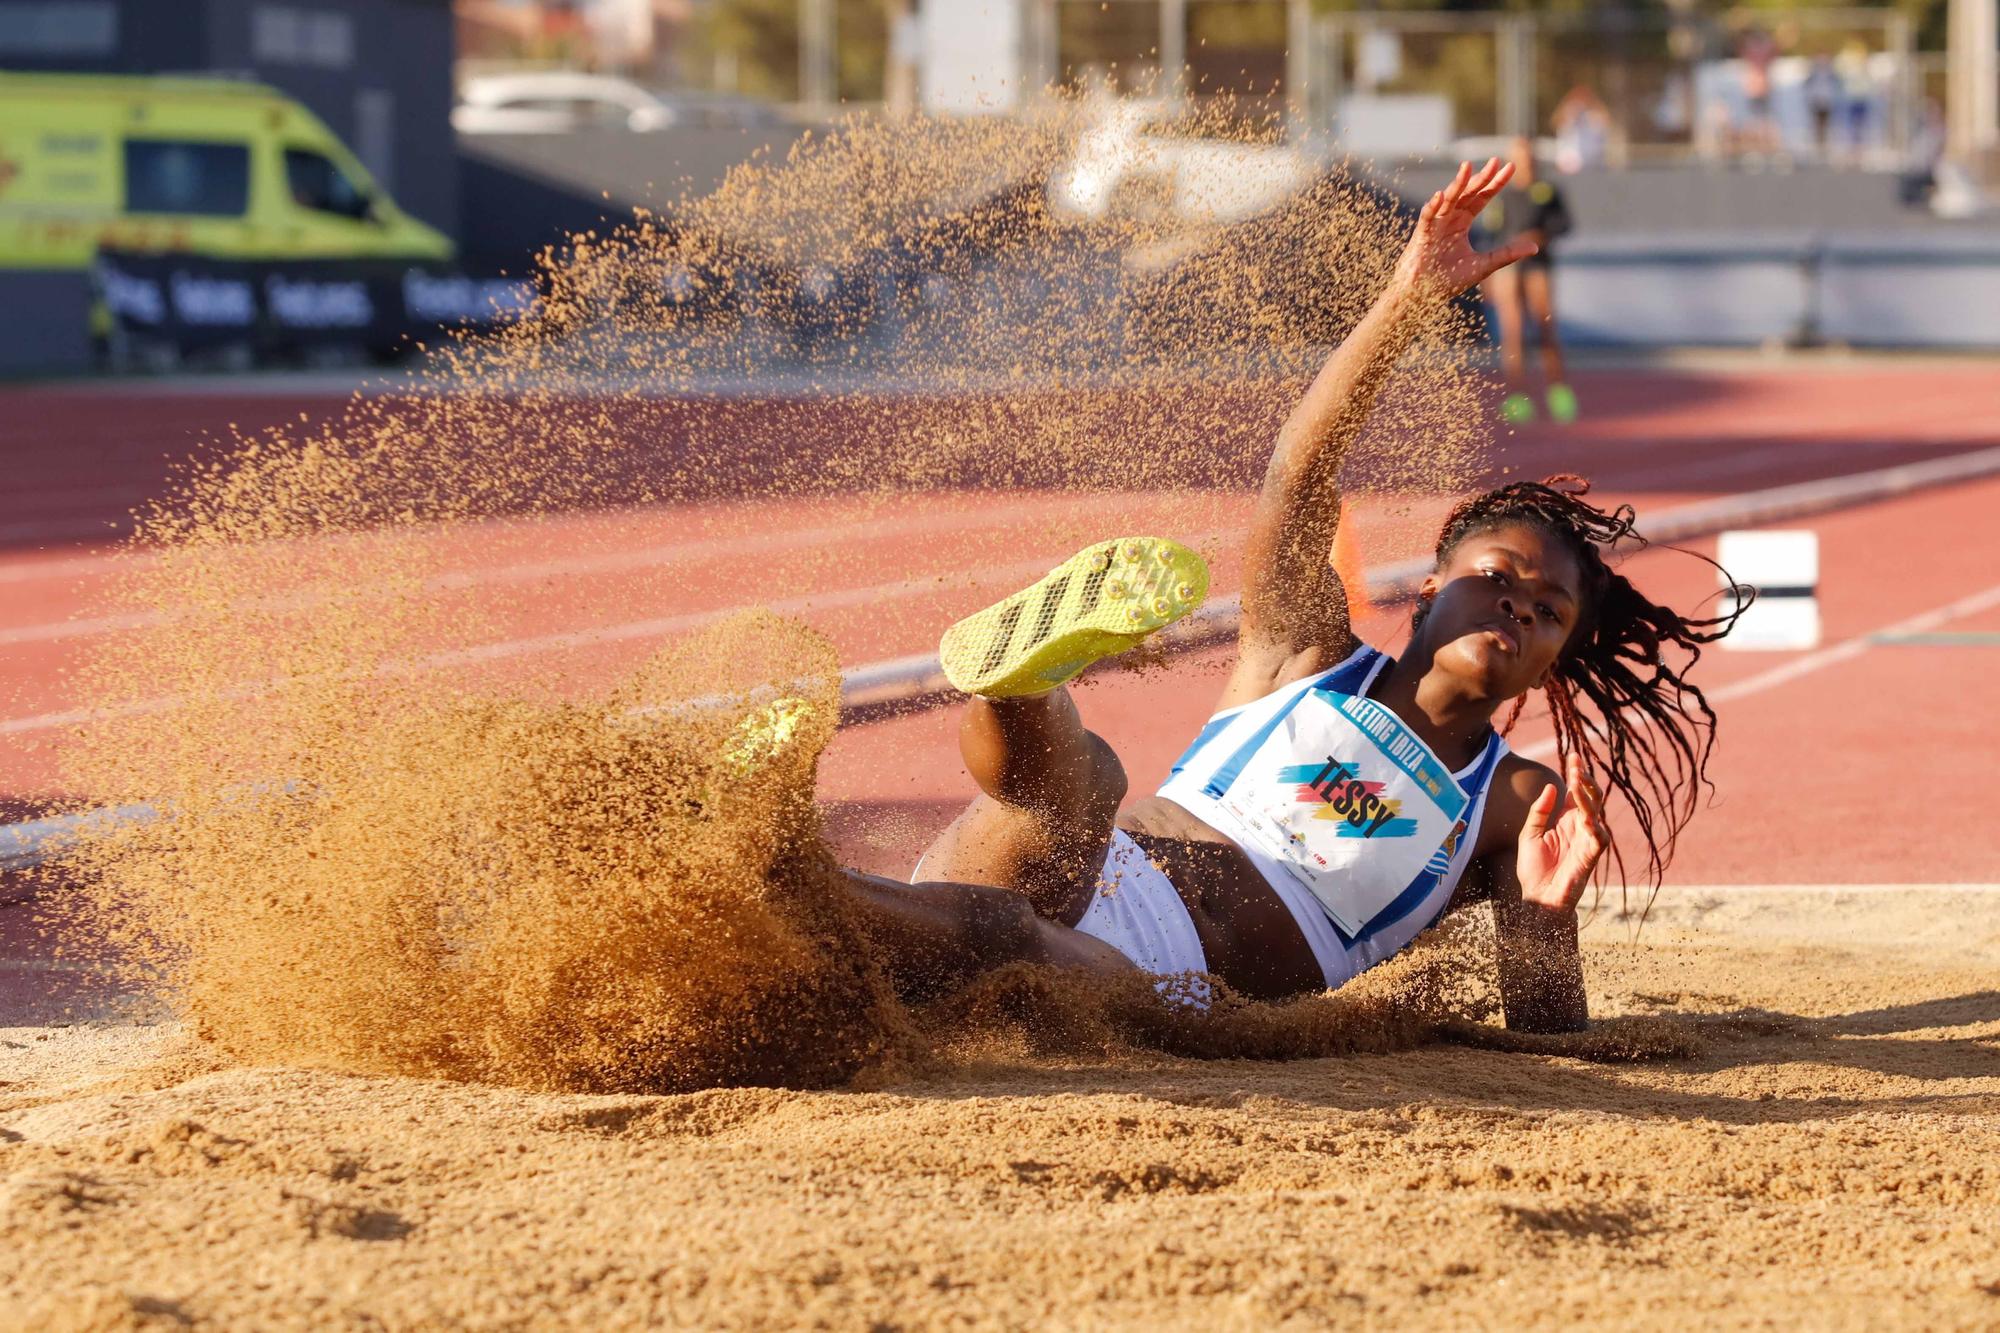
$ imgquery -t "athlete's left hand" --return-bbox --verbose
[1515,751,1608,912]
[1391,157,1540,301]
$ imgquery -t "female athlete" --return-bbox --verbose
[829,159,1737,1033]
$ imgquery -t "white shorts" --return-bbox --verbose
[1074,829,1211,978]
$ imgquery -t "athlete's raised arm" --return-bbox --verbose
[1237,159,1539,673]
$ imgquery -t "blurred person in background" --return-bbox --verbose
[1551,85,1611,174]
[1900,96,1948,206]
[1806,55,1840,161]
[1736,27,1782,160]
[1480,137,1575,426]
[1834,40,1877,165]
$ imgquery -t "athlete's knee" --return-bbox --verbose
[1083,731,1128,812]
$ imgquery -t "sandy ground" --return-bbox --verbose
[3,887,1998,1331]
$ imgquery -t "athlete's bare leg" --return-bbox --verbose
[1522,266,1566,385]
[842,869,1135,1002]
[914,688,1126,924]
[1483,267,1528,387]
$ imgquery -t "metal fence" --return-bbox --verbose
[1017,3,1937,170]
[1304,7,1922,166]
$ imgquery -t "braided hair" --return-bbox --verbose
[1413,475,1748,896]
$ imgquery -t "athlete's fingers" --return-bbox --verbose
[1564,774,1602,834]
[1520,782,1559,842]
[1445,160,1474,208]
[1576,785,1605,833]
[1568,758,1605,826]
[1439,160,1473,211]
[1465,157,1497,201]
[1461,157,1501,208]
[1564,752,1594,806]
[1449,158,1500,226]
[1467,157,1513,209]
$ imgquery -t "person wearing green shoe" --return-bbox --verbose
[1481,137,1579,425]
[828,157,1745,1035]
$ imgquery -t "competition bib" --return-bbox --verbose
[1212,688,1469,936]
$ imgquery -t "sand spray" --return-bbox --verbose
[45,105,1526,1091]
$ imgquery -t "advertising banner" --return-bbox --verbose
[93,250,534,356]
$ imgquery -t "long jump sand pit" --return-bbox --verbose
[3,885,1995,1329]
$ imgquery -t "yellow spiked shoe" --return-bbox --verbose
[720,696,814,777]
[939,536,1209,698]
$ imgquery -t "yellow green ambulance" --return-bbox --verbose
[0,71,451,270]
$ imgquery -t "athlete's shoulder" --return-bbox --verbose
[1478,752,1562,844]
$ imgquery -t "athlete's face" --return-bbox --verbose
[1417,522,1584,698]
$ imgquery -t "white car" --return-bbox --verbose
[453,72,678,134]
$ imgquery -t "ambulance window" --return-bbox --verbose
[284,149,372,220]
[123,140,250,216]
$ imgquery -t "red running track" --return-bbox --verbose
[2,363,1995,855]
[3,362,1999,1021]
[3,361,1995,550]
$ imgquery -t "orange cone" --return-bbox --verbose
[1333,502,1374,621]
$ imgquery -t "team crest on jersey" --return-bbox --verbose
[1424,818,1469,875]
[1276,759,1419,838]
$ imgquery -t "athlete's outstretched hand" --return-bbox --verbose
[1391,157,1539,301]
[1516,751,1608,913]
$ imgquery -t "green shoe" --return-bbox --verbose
[720,696,814,777]
[1546,382,1578,424]
[1500,392,1536,426]
[939,536,1209,698]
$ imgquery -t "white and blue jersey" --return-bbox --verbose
[1156,643,1510,989]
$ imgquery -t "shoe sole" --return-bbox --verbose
[939,536,1209,698]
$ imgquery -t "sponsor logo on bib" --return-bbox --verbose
[1276,760,1419,838]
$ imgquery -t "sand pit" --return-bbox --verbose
[7,113,1993,1329]
[3,886,1996,1329]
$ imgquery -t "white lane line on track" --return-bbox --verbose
[0,528,1232,737]
[1648,883,2000,894]
[1514,578,2000,763]
[0,611,165,645]
[0,551,132,586]
[0,492,1150,645]
[1603,436,1998,493]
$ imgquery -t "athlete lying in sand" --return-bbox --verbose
[823,158,1737,1032]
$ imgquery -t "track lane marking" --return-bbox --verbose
[0,528,1236,737]
[1638,883,2000,894]
[1515,579,2000,762]
[0,488,1164,590]
[0,492,1163,644]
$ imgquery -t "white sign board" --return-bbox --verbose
[1356,30,1404,90]
[1336,94,1454,159]
[920,3,1023,115]
[1717,529,1820,651]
